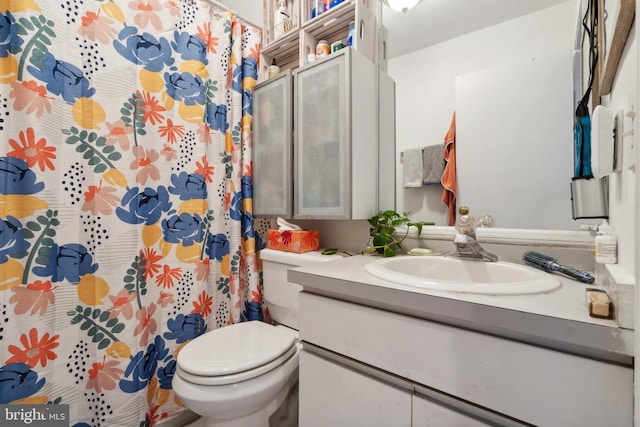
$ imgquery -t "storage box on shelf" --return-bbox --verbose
[300,0,377,65]
[264,0,300,46]
[261,30,301,77]
[260,0,379,78]
[261,0,301,76]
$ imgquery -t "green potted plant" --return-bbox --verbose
[364,210,434,257]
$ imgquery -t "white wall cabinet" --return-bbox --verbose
[298,292,633,426]
[253,48,394,219]
[255,0,393,219]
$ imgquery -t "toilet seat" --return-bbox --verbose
[176,321,297,386]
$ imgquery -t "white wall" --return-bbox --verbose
[388,1,578,227]
[218,0,263,28]
[601,14,637,276]
[455,51,575,229]
[636,3,640,421]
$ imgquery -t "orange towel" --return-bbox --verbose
[441,112,457,226]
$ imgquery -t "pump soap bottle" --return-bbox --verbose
[267,59,280,78]
[594,219,617,264]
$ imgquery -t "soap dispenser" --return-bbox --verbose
[594,219,617,264]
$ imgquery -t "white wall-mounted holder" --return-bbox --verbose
[613,109,624,173]
[591,105,616,179]
[611,105,637,173]
[622,106,635,171]
[570,175,609,220]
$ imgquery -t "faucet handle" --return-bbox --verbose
[477,214,495,228]
[455,205,476,235]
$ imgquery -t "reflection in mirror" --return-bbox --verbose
[455,51,574,229]
[386,0,587,229]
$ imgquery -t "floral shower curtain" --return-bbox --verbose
[0,1,265,426]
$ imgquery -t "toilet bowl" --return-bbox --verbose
[173,322,300,426]
[173,249,338,427]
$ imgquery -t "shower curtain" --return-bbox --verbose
[0,1,264,426]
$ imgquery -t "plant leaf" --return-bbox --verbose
[321,248,338,255]
[383,247,396,257]
[413,223,423,236]
[372,234,389,248]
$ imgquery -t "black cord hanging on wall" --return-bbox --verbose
[574,0,600,178]
[571,0,609,220]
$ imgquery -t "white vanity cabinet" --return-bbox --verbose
[299,350,412,426]
[411,390,502,426]
[299,346,504,427]
[298,291,633,426]
[294,48,381,219]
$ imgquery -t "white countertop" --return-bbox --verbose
[289,254,634,365]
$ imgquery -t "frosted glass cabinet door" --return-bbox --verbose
[294,53,350,218]
[253,72,292,217]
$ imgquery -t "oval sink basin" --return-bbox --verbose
[364,256,561,295]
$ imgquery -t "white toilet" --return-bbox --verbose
[173,249,336,427]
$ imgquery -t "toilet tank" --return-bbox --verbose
[260,249,339,330]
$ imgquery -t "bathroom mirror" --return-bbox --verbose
[231,0,594,230]
[384,0,589,230]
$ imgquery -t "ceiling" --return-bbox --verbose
[223,0,572,59]
[382,0,572,58]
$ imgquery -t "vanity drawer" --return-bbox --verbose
[299,292,633,426]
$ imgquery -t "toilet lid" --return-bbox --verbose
[177,321,296,380]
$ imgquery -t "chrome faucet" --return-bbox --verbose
[449,206,498,262]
